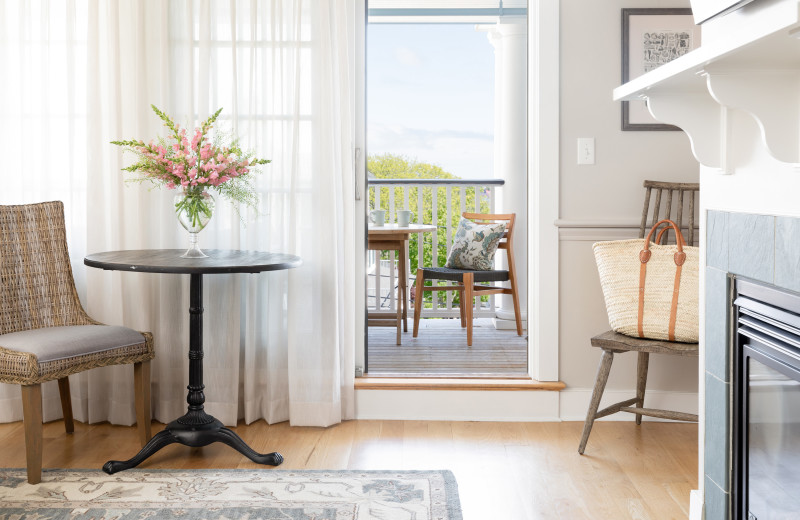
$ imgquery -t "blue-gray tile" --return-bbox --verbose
[705,372,730,492]
[705,267,730,382]
[704,475,730,520]
[728,213,774,282]
[707,210,728,270]
[775,216,800,293]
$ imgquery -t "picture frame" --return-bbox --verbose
[621,8,700,131]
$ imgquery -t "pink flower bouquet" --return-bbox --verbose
[112,105,269,226]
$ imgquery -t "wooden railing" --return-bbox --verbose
[367,178,505,319]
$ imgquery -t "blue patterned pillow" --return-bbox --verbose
[445,218,507,270]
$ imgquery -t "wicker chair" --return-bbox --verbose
[412,212,522,346]
[578,181,700,454]
[0,201,154,483]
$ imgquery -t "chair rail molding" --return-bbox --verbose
[614,0,800,173]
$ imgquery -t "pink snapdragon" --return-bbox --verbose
[191,129,202,151]
[112,105,269,214]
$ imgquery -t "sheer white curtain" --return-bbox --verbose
[0,0,356,428]
[0,0,91,422]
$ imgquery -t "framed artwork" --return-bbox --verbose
[621,8,700,131]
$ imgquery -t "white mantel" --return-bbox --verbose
[614,0,800,176]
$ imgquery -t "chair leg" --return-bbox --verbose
[459,287,466,327]
[21,384,43,484]
[396,304,401,345]
[57,377,74,434]
[463,273,474,346]
[400,245,408,333]
[413,269,424,338]
[578,349,614,455]
[636,352,650,426]
[134,361,152,447]
[510,278,523,336]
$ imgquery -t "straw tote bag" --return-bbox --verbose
[593,219,699,343]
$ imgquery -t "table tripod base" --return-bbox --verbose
[102,415,283,475]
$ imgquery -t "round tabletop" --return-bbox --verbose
[84,249,303,274]
[367,223,437,235]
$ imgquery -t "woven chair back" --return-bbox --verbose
[0,201,90,335]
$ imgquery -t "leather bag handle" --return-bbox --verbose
[639,219,687,266]
[655,224,686,247]
[637,219,688,342]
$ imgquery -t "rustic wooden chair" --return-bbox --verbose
[412,212,522,346]
[578,181,700,454]
[0,201,154,483]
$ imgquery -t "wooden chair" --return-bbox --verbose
[0,201,155,483]
[412,212,522,346]
[578,181,700,454]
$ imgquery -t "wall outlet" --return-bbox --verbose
[577,137,595,165]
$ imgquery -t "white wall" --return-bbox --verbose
[557,0,701,417]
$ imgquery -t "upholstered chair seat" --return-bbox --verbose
[0,325,152,385]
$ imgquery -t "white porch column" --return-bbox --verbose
[487,19,528,330]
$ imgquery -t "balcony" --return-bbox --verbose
[366,178,528,376]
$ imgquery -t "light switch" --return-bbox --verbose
[577,138,595,165]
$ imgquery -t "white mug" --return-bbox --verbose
[397,210,412,227]
[370,209,386,226]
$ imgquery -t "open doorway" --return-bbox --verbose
[364,3,528,377]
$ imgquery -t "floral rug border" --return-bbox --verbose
[0,468,462,520]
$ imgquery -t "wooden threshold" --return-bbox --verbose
[355,376,566,391]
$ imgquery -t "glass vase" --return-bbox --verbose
[174,187,215,258]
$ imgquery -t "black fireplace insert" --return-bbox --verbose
[734,278,800,520]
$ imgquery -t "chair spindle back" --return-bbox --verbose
[639,181,699,246]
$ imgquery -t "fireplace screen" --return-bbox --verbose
[745,354,800,519]
[735,279,800,520]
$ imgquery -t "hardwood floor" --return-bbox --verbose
[368,317,528,376]
[0,419,697,520]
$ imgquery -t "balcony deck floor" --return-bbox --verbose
[367,318,528,377]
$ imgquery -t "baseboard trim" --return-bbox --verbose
[353,387,697,422]
[355,388,561,421]
[355,377,565,391]
[689,489,703,520]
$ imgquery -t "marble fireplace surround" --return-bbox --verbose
[704,210,800,519]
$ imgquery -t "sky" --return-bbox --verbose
[367,24,495,180]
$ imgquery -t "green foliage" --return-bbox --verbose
[367,154,492,310]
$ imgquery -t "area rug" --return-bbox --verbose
[0,468,462,520]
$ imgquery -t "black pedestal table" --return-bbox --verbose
[84,249,302,474]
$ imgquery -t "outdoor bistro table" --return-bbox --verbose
[367,223,437,344]
[84,249,302,474]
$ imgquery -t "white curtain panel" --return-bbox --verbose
[0,0,92,422]
[0,0,356,428]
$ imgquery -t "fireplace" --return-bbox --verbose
[733,278,800,520]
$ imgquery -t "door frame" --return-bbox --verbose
[355,0,560,384]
